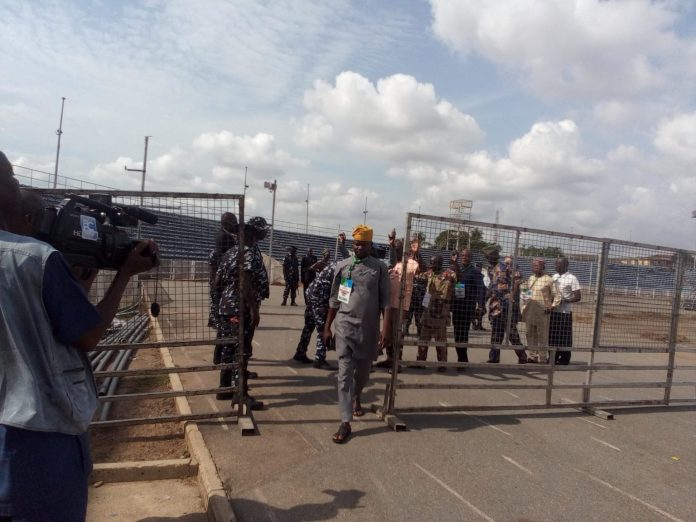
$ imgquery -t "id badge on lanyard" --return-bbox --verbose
[338,277,353,304]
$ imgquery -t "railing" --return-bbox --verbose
[378,213,696,429]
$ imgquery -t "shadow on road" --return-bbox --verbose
[232,488,366,521]
[402,412,522,433]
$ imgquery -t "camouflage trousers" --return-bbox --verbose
[214,314,255,364]
[295,305,328,361]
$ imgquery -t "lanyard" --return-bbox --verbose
[347,255,363,280]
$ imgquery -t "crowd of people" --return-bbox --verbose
[0,144,586,517]
[211,221,581,442]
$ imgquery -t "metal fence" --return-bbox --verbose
[32,189,255,432]
[380,213,696,428]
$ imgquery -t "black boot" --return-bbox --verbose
[216,369,235,400]
[241,360,264,410]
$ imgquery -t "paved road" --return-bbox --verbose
[177,286,696,522]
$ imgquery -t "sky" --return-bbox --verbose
[3,0,696,249]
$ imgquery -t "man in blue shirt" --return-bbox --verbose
[0,151,159,521]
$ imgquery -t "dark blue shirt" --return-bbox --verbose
[42,252,101,346]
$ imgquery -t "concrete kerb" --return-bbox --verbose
[91,458,197,483]
[147,302,237,522]
[159,344,237,522]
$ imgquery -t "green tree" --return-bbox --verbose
[519,245,565,258]
[433,228,499,252]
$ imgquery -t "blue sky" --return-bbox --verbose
[3,0,696,248]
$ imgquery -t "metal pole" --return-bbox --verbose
[124,136,151,238]
[53,96,66,188]
[335,224,341,261]
[664,251,685,404]
[140,136,149,206]
[388,212,412,415]
[305,183,309,234]
[236,197,246,417]
[363,196,368,224]
[584,241,609,404]
[504,230,521,347]
[267,180,277,282]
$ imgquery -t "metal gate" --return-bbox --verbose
[33,189,255,432]
[379,213,696,429]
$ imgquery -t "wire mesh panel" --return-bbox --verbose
[28,189,251,427]
[600,243,677,349]
[33,189,242,346]
[382,212,696,423]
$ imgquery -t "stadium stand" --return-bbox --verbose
[28,191,693,295]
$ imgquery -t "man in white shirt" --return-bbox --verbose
[550,257,581,365]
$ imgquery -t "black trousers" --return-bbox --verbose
[452,299,476,362]
[549,312,573,365]
[283,283,298,303]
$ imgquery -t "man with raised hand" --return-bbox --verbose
[323,224,390,444]
[484,246,527,364]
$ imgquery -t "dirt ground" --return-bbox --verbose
[89,347,188,463]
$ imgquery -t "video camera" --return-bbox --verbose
[36,193,159,269]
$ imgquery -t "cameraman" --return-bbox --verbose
[0,152,159,521]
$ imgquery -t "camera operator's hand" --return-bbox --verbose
[74,239,159,352]
[120,240,159,277]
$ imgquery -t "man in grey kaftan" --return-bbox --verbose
[324,224,390,443]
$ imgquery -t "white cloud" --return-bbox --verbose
[193,131,308,176]
[430,0,686,101]
[592,101,635,128]
[654,112,696,164]
[296,71,484,163]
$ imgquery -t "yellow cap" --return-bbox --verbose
[352,224,373,241]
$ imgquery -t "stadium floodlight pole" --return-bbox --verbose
[264,179,277,281]
[125,136,151,240]
[124,136,150,206]
[305,183,309,233]
[53,96,66,188]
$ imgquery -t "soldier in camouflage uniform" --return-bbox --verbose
[207,212,237,329]
[294,253,336,368]
[282,246,300,305]
[214,217,269,408]
[293,249,331,364]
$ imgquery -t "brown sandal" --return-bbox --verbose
[332,422,351,444]
[352,399,365,417]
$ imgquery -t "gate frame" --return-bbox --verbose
[33,189,258,434]
[379,212,696,430]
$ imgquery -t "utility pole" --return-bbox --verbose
[243,166,249,197]
[53,97,66,188]
[305,183,309,234]
[362,196,368,224]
